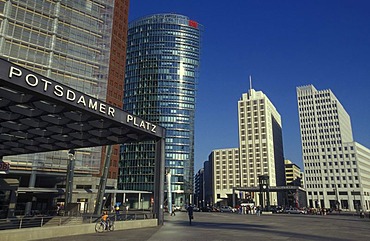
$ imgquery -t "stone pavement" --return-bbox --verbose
[39,211,370,241]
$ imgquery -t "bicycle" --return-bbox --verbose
[95,219,115,233]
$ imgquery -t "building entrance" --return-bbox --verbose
[0,59,166,224]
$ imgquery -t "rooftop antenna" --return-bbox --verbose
[249,75,253,91]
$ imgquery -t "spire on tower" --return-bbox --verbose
[249,75,252,91]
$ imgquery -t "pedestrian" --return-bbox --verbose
[171,205,176,216]
[187,204,194,225]
[56,205,60,216]
[360,210,365,218]
[256,206,261,216]
[115,205,120,214]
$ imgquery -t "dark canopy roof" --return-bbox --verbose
[0,58,165,157]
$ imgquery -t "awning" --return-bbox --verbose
[0,58,165,157]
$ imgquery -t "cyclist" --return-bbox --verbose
[101,211,110,230]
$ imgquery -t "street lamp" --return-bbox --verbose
[102,196,107,211]
[125,199,129,219]
[258,175,270,211]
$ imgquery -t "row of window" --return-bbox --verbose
[308,190,361,196]
[305,160,356,167]
[302,140,342,148]
[307,183,360,189]
[298,97,332,105]
[307,174,358,181]
[306,167,357,175]
[239,99,265,106]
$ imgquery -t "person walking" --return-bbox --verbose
[115,205,120,220]
[115,205,120,214]
[170,205,176,216]
[187,204,194,225]
[256,206,261,216]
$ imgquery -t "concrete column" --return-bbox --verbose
[25,161,37,215]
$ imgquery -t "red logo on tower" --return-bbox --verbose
[189,20,198,28]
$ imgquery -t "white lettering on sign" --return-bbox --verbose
[25,74,38,87]
[8,66,116,118]
[54,85,63,97]
[126,114,157,133]
[77,95,87,106]
[66,89,76,101]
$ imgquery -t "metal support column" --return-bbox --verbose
[65,150,75,206]
[94,145,112,215]
[154,138,165,225]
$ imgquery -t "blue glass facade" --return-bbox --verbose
[120,14,202,205]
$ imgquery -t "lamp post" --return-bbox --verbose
[102,196,107,212]
[258,175,270,211]
[166,169,172,215]
[125,199,129,219]
[65,149,75,214]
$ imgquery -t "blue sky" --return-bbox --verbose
[129,0,370,171]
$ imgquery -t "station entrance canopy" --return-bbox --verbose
[0,58,166,224]
[0,58,165,156]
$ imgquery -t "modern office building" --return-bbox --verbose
[237,87,286,206]
[203,160,213,206]
[194,168,204,208]
[284,159,301,186]
[297,85,370,211]
[210,148,239,206]
[120,14,202,207]
[0,0,129,216]
[208,86,286,207]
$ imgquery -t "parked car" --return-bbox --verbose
[284,207,306,214]
[201,206,212,212]
[220,206,234,212]
[271,206,283,213]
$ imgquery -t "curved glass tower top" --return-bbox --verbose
[120,13,202,205]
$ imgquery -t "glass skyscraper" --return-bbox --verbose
[0,0,114,174]
[120,13,202,206]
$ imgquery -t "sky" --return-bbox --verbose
[128,0,370,172]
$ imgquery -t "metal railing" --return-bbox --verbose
[0,211,154,230]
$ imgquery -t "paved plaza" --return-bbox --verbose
[39,212,370,241]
